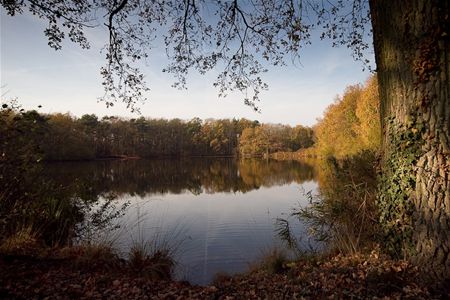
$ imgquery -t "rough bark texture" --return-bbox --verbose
[370,0,449,278]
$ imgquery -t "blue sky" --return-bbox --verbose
[1,9,373,126]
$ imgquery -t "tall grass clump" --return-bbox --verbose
[128,241,176,280]
[124,210,186,280]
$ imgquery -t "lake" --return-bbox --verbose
[43,158,319,285]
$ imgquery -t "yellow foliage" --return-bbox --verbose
[315,75,381,158]
[356,76,381,151]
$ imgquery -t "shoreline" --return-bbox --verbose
[1,247,446,299]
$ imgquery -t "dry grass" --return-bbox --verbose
[57,242,121,270]
[0,226,42,255]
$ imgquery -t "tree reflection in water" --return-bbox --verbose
[43,158,315,198]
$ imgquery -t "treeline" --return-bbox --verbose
[1,75,378,161]
[42,115,253,159]
[0,105,314,161]
[314,75,380,158]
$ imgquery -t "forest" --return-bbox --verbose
[1,105,315,160]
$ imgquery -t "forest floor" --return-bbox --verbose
[1,248,448,299]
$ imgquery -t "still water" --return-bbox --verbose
[44,158,318,285]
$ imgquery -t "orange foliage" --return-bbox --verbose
[315,75,380,158]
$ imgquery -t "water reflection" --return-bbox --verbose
[43,158,315,197]
[41,158,317,284]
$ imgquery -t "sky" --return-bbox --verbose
[0,8,373,127]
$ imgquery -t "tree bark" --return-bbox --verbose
[370,0,449,278]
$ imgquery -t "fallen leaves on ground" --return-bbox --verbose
[0,249,448,299]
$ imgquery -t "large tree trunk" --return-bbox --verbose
[370,0,449,278]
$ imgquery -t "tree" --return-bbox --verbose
[355,76,380,151]
[315,76,380,158]
[315,85,363,157]
[2,0,448,277]
[291,125,314,150]
[370,0,449,278]
[238,123,309,157]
